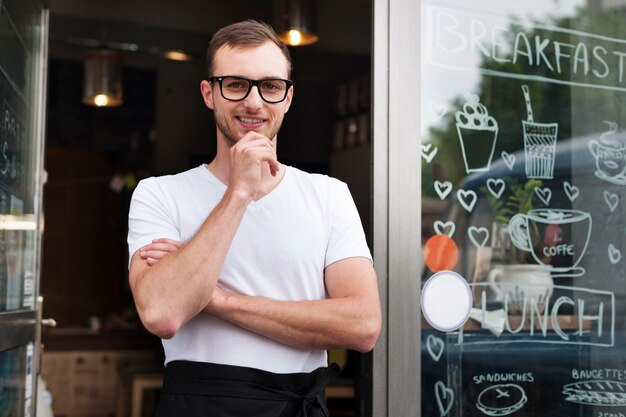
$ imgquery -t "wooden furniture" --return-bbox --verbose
[115,369,163,417]
[41,349,158,417]
[40,329,161,417]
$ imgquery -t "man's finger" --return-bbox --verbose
[151,238,183,248]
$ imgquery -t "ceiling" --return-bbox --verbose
[48,0,372,60]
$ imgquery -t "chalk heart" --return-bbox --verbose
[468,226,489,248]
[427,334,445,362]
[604,191,619,212]
[563,181,580,202]
[609,244,621,265]
[434,220,456,237]
[486,178,506,199]
[502,151,515,170]
[422,144,438,163]
[534,187,552,206]
[434,180,453,200]
[429,100,448,119]
[457,189,478,212]
[435,381,454,417]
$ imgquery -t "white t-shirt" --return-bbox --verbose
[128,165,372,373]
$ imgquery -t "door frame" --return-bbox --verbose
[372,0,423,416]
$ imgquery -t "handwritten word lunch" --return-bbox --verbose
[427,6,626,92]
[455,283,615,347]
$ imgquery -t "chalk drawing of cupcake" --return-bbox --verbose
[455,93,499,173]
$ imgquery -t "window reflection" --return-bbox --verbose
[421,1,626,416]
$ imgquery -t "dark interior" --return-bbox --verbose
[40,1,373,416]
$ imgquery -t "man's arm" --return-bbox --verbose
[129,187,250,339]
[205,256,381,352]
[141,238,382,351]
[129,133,278,339]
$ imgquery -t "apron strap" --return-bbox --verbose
[245,363,340,417]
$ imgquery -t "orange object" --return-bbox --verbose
[423,234,459,272]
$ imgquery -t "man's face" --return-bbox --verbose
[202,41,293,147]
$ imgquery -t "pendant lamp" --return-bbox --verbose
[274,0,319,46]
[82,49,124,107]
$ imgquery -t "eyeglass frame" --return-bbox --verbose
[208,76,293,104]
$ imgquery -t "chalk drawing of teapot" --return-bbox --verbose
[588,121,626,185]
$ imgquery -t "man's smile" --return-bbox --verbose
[237,115,267,129]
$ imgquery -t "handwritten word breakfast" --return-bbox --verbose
[427,6,626,91]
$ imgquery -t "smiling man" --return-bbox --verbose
[127,20,381,417]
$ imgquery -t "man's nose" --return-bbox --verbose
[244,85,264,109]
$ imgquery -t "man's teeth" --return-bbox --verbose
[239,117,263,124]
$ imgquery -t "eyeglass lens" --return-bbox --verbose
[219,77,289,103]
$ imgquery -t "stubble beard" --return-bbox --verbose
[215,112,283,148]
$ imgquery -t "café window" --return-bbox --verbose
[419,1,626,416]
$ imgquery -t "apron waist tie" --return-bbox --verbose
[163,361,341,417]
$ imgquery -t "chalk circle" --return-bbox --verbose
[421,270,472,332]
[423,234,459,272]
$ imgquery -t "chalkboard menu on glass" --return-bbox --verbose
[0,0,45,314]
[420,1,626,416]
[0,0,47,416]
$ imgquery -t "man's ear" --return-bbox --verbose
[283,85,294,113]
[200,80,215,109]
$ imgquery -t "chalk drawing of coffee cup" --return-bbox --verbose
[508,209,592,278]
[521,85,558,179]
[455,93,498,173]
[487,264,553,315]
[588,122,626,185]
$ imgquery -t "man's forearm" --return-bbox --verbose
[205,259,381,352]
[130,188,251,338]
[206,293,380,351]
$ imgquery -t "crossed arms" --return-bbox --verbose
[128,134,381,352]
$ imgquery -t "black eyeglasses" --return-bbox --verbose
[209,76,293,104]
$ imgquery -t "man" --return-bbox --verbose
[127,20,381,416]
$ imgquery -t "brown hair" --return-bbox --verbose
[206,20,292,78]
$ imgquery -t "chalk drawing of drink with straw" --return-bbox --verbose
[455,93,499,173]
[521,85,558,179]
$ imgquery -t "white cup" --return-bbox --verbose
[487,264,554,314]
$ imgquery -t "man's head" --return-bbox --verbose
[206,20,292,79]
[201,20,294,147]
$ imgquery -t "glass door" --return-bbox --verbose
[0,0,48,416]
[417,1,626,416]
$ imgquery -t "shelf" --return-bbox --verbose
[422,314,592,331]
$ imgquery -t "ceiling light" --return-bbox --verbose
[82,49,123,107]
[274,0,319,46]
[162,49,194,62]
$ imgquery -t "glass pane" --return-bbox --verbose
[0,0,45,313]
[420,1,626,416]
[0,343,34,417]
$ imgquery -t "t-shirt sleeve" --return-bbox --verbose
[325,181,372,267]
[127,178,181,266]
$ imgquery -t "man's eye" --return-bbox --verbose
[262,81,284,91]
[225,80,247,89]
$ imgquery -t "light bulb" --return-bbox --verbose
[288,30,302,46]
[94,94,109,107]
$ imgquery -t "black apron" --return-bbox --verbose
[154,360,341,417]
